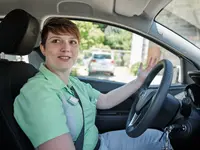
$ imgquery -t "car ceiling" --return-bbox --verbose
[0,0,171,30]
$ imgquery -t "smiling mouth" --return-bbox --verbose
[58,56,71,60]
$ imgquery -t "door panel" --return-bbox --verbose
[79,77,187,133]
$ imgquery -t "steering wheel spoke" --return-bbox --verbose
[130,101,151,126]
[129,113,139,126]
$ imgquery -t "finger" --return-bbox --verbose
[148,57,152,68]
[146,58,157,72]
[137,62,143,75]
[147,58,155,71]
[146,65,152,72]
[139,62,143,70]
[151,58,157,67]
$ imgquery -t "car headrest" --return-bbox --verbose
[0,9,40,56]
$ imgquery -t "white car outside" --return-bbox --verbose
[88,51,115,76]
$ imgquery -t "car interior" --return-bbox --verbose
[1,0,200,150]
[0,9,40,150]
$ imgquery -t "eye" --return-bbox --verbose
[70,40,78,45]
[51,39,61,43]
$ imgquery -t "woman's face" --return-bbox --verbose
[40,32,79,73]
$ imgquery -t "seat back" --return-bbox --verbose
[0,9,39,150]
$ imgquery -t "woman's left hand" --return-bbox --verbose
[136,57,157,85]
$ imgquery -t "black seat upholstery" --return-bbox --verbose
[0,9,39,150]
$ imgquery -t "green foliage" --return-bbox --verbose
[130,62,141,76]
[130,61,147,76]
[104,26,132,50]
[70,68,77,76]
[95,23,107,32]
[73,21,105,50]
[73,21,132,51]
[91,43,111,49]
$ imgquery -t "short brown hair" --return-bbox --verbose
[41,17,80,46]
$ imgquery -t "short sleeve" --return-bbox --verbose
[14,80,69,148]
[83,83,101,105]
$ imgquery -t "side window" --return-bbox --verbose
[71,20,181,85]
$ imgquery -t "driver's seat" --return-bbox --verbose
[0,9,39,150]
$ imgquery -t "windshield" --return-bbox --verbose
[156,0,200,48]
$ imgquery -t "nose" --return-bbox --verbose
[60,40,70,52]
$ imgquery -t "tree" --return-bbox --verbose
[104,26,132,50]
[73,21,105,50]
[73,21,132,51]
[95,23,107,32]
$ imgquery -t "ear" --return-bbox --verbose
[40,44,46,56]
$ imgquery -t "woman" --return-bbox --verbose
[14,18,172,150]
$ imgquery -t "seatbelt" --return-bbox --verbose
[72,87,85,150]
[72,87,101,150]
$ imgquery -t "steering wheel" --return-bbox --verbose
[126,59,173,137]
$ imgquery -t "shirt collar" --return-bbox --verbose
[39,63,73,91]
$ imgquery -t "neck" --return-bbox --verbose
[55,71,70,85]
[45,64,71,85]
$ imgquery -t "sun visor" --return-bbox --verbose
[114,0,151,17]
[57,1,93,16]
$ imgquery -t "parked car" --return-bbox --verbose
[88,51,115,76]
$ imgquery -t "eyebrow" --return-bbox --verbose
[48,36,61,41]
[48,36,78,41]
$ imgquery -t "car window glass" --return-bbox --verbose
[70,20,181,85]
[94,54,111,59]
[156,0,200,48]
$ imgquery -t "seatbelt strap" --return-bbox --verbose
[72,87,85,150]
[72,86,101,150]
